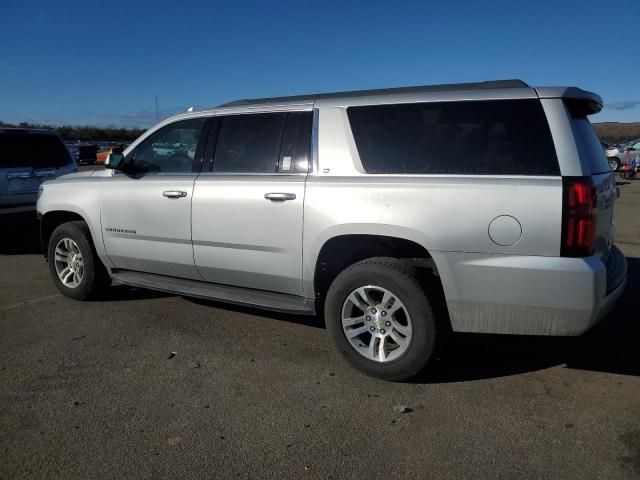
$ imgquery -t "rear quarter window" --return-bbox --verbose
[569,115,611,175]
[347,99,560,175]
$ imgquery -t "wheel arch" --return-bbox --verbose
[312,232,439,297]
[40,210,92,260]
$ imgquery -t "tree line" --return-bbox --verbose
[0,121,146,142]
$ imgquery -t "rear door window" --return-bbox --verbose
[210,112,313,174]
[212,113,286,173]
[0,132,71,168]
[347,99,560,175]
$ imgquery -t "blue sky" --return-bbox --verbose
[1,0,639,128]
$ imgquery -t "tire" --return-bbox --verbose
[47,221,111,300]
[325,257,437,381]
[609,157,620,172]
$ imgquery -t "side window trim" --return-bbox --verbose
[202,117,222,173]
[191,117,213,173]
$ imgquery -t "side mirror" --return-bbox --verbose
[105,153,125,170]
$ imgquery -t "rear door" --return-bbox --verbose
[100,117,209,279]
[192,110,312,296]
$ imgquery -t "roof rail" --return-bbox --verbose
[217,79,529,108]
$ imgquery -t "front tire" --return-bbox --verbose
[47,221,111,300]
[609,157,621,171]
[325,257,437,381]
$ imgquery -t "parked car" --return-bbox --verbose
[75,145,98,165]
[37,80,627,381]
[96,145,125,165]
[605,139,640,171]
[1,128,76,215]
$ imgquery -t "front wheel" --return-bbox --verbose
[325,257,437,381]
[609,157,620,171]
[47,221,111,300]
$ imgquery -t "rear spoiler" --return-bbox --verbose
[535,87,603,115]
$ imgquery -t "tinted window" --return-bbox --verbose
[0,132,71,168]
[348,100,559,175]
[213,113,286,173]
[129,118,206,173]
[277,112,312,173]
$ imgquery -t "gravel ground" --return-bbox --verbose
[1,174,639,479]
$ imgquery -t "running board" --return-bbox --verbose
[110,270,315,315]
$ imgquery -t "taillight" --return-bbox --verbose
[561,177,597,257]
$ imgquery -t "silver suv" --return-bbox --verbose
[1,128,76,215]
[36,80,627,381]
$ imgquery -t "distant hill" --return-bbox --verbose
[593,122,640,144]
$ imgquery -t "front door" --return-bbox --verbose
[100,117,209,279]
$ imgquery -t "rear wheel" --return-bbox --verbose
[325,257,437,381]
[47,221,111,300]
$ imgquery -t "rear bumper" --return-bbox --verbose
[434,246,627,336]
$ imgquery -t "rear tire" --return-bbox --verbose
[325,257,437,381]
[47,221,111,300]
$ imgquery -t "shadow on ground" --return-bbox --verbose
[0,212,42,255]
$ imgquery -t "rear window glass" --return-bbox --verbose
[570,115,611,175]
[0,132,71,169]
[213,113,286,173]
[347,99,560,175]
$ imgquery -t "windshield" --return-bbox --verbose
[0,132,72,169]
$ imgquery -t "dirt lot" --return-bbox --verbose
[1,176,639,480]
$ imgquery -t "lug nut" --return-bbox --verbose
[366,316,371,321]
[385,321,391,327]
[370,326,375,332]
[381,311,387,317]
[371,308,377,314]
[380,329,386,334]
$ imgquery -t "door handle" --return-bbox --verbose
[264,192,296,202]
[163,190,187,199]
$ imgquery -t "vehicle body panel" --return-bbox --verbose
[301,175,563,296]
[192,174,306,295]
[100,172,200,279]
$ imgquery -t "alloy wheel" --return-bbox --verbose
[54,238,84,288]
[341,285,413,363]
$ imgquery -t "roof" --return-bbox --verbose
[217,79,530,108]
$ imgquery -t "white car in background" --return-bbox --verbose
[605,139,640,171]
